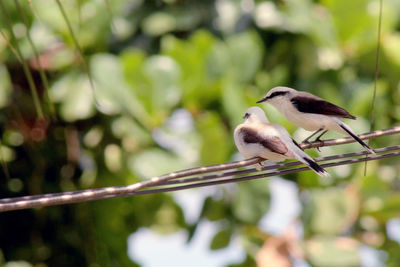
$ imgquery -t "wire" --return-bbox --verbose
[0,126,399,212]
[129,150,400,196]
[163,145,400,186]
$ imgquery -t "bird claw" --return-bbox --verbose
[300,140,312,146]
[314,138,324,152]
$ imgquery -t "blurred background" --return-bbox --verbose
[0,0,400,266]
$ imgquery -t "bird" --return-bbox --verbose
[256,86,375,154]
[234,106,329,176]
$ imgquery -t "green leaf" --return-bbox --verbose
[321,0,375,52]
[121,49,150,107]
[50,71,95,122]
[305,236,360,266]
[90,53,150,127]
[364,194,400,222]
[196,111,230,165]
[111,116,153,148]
[143,55,181,111]
[226,31,264,83]
[303,187,359,235]
[142,12,176,36]
[128,148,188,179]
[162,30,219,106]
[0,64,12,109]
[222,81,248,128]
[232,179,270,224]
[210,228,232,250]
[200,196,229,221]
[383,33,400,67]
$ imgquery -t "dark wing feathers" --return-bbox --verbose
[240,128,288,155]
[290,96,356,119]
[291,138,303,151]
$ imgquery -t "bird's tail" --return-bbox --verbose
[336,120,375,154]
[291,145,329,177]
[301,157,329,177]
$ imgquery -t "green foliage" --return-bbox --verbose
[305,236,360,266]
[232,179,271,224]
[210,228,232,250]
[0,0,399,266]
[196,111,230,165]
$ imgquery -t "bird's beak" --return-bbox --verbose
[256,96,268,103]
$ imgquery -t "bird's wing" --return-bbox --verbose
[291,138,303,151]
[239,127,289,155]
[290,94,356,119]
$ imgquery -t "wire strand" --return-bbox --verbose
[128,150,400,196]
[0,126,399,212]
[162,145,400,186]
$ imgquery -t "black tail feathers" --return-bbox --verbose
[339,124,375,154]
[303,157,328,176]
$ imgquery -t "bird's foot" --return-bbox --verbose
[300,139,312,145]
[255,163,263,171]
[313,138,325,152]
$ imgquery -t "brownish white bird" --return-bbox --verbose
[234,107,328,176]
[257,86,375,154]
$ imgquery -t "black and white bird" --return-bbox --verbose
[257,86,375,154]
[234,106,328,176]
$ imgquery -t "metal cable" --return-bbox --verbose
[0,126,399,212]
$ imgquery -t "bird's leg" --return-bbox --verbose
[301,128,323,144]
[314,130,328,142]
[255,163,263,171]
[255,159,268,171]
[312,130,328,152]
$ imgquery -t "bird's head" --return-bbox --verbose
[243,107,269,124]
[256,86,296,105]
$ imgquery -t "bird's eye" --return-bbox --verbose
[269,91,288,99]
[243,113,250,120]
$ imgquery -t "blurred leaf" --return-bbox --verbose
[226,31,264,83]
[227,254,256,267]
[111,116,153,149]
[207,41,230,79]
[0,64,12,108]
[222,81,248,128]
[0,145,15,162]
[200,196,229,221]
[162,30,219,106]
[196,111,230,165]
[128,148,188,179]
[361,174,390,199]
[305,236,360,266]
[321,0,375,53]
[210,228,232,250]
[32,0,70,37]
[153,201,186,234]
[364,194,400,222]
[143,55,181,112]
[90,53,150,127]
[50,71,95,122]
[232,179,270,224]
[142,12,176,36]
[33,0,111,49]
[383,33,400,67]
[303,186,359,235]
[121,49,150,108]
